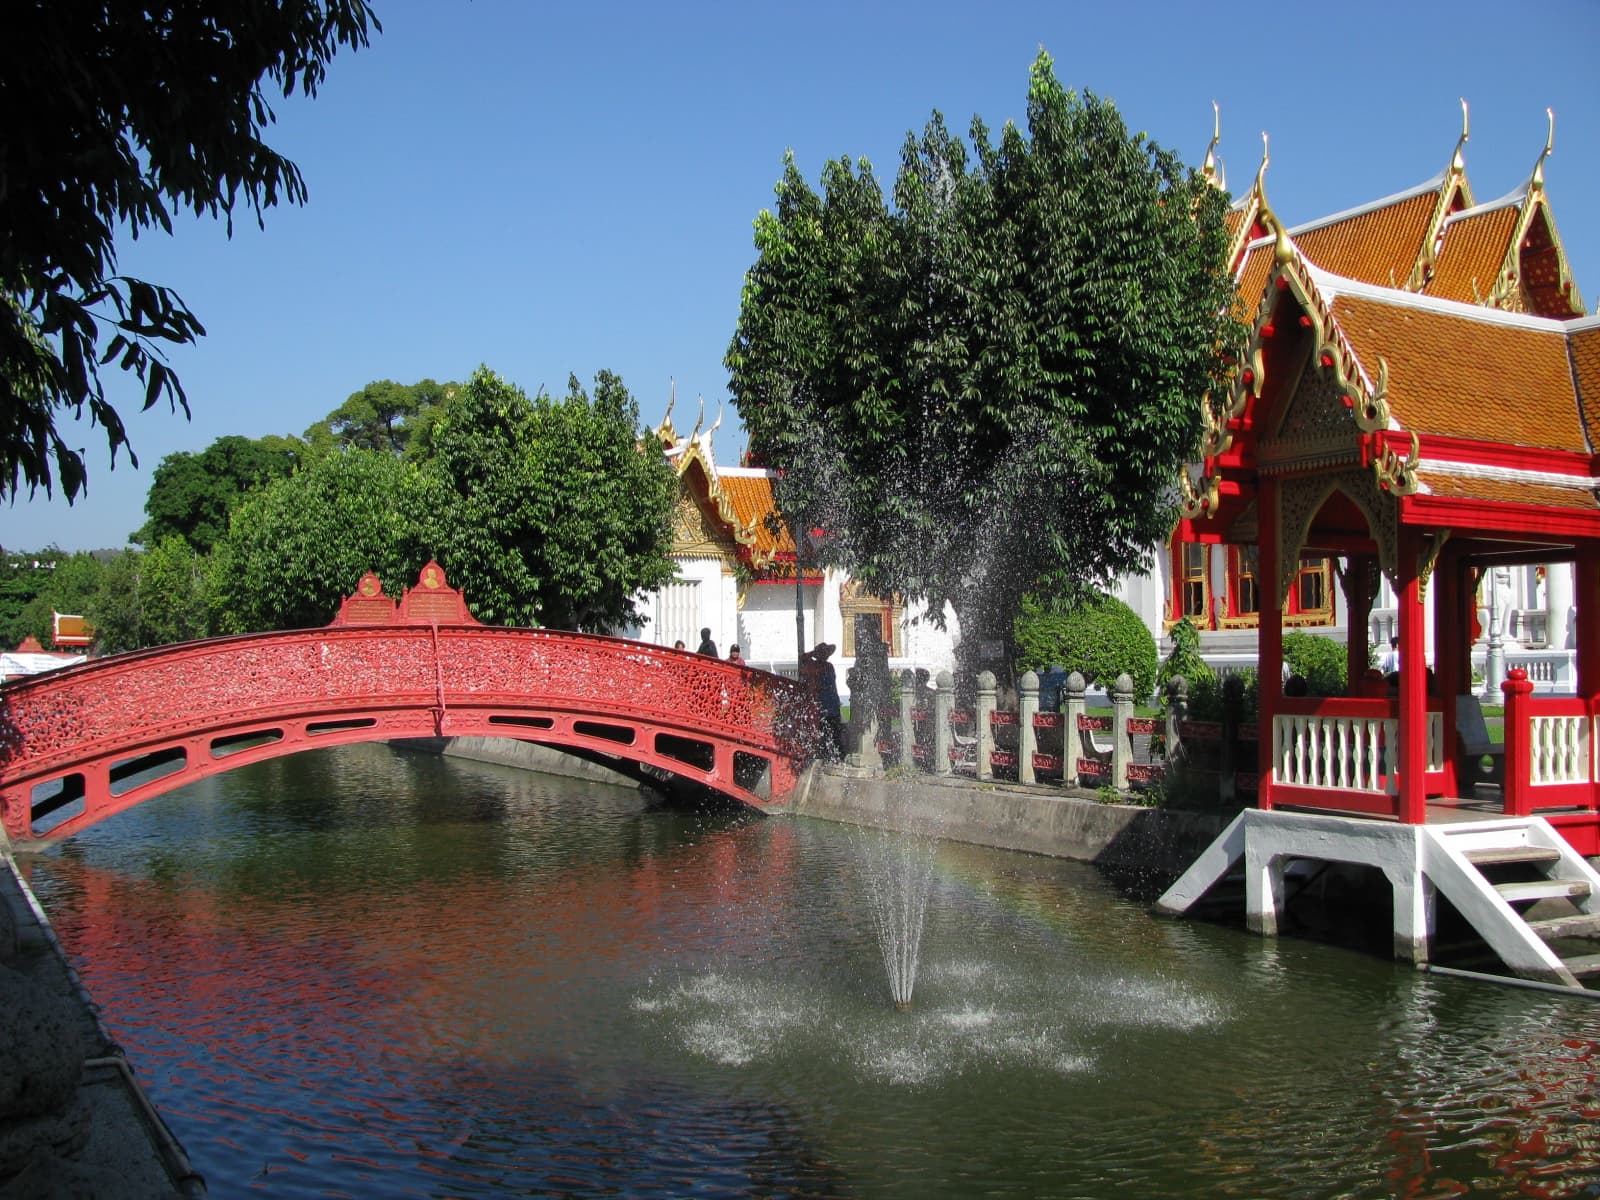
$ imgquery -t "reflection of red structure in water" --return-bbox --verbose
[1,564,820,842]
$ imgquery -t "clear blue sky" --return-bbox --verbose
[8,0,1599,552]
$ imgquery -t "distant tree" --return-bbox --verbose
[1,1,380,502]
[134,435,299,552]
[302,378,455,458]
[8,552,106,649]
[727,52,1240,676]
[420,367,677,630]
[208,448,430,633]
[0,549,65,648]
[91,538,210,653]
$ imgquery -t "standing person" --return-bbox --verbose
[1380,635,1400,679]
[672,640,685,651]
[805,642,844,759]
[727,644,744,664]
[696,627,718,657]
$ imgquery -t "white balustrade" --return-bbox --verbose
[1530,714,1590,785]
[1275,714,1395,794]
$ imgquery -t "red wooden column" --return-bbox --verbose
[1345,554,1375,691]
[1397,525,1428,824]
[1576,544,1600,700]
[1257,478,1282,811]
[1432,549,1465,796]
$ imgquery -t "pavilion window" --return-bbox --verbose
[1181,543,1209,622]
[1232,548,1259,617]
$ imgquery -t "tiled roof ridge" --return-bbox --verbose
[1282,172,1447,238]
[1304,260,1573,334]
[1443,183,1530,225]
[1417,457,1599,487]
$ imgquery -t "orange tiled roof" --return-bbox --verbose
[1233,239,1277,326]
[1290,188,1440,291]
[1422,201,1519,305]
[718,471,794,559]
[1571,321,1600,450]
[1416,471,1598,512]
[1324,288,1585,452]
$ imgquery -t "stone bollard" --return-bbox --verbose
[1062,671,1087,786]
[1019,670,1039,785]
[934,670,954,777]
[976,670,997,782]
[1111,672,1133,792]
[1165,675,1188,769]
[898,669,917,771]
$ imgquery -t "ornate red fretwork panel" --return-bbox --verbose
[0,571,820,842]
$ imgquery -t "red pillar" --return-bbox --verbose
[1397,525,1428,824]
[1433,549,1464,796]
[1345,554,1375,693]
[1501,668,1534,816]
[1257,479,1281,811]
[1576,545,1600,701]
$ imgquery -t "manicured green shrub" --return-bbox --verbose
[1283,630,1347,696]
[1014,591,1158,703]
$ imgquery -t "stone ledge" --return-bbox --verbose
[782,765,1235,877]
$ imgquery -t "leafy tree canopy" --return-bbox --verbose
[727,51,1240,664]
[420,366,678,631]
[302,378,456,458]
[1,0,380,502]
[134,435,299,552]
[207,447,430,633]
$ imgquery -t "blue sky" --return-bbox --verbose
[8,0,1599,552]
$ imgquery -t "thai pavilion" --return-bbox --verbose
[1159,110,1600,985]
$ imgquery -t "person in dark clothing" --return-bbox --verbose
[800,642,844,758]
[696,627,718,657]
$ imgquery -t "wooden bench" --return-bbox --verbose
[1456,694,1505,788]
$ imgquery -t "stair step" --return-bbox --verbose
[1529,912,1600,941]
[1561,953,1600,980]
[1465,846,1563,867]
[1497,879,1592,903]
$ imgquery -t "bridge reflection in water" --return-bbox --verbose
[22,742,1600,1198]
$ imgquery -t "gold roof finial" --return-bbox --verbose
[1254,130,1270,197]
[1202,101,1223,189]
[689,395,705,443]
[709,398,724,437]
[1452,98,1470,174]
[1532,107,1555,190]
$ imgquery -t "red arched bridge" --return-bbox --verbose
[0,564,821,845]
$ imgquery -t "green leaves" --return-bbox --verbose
[727,50,1241,648]
[1,1,379,500]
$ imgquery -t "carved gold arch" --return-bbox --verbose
[1276,468,1401,604]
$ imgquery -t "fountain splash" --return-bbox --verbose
[858,824,941,1010]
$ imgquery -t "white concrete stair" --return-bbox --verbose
[1422,819,1600,988]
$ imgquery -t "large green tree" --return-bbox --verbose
[207,448,429,633]
[727,52,1240,669]
[134,435,299,552]
[419,367,678,630]
[1,0,379,502]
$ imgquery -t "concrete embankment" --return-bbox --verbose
[0,855,202,1197]
[779,764,1235,879]
[400,738,1233,877]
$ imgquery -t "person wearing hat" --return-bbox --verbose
[801,642,844,758]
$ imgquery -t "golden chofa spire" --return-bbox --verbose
[1201,101,1223,189]
[1407,100,1475,292]
[1532,107,1555,191]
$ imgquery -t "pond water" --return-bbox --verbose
[21,742,1600,1198]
